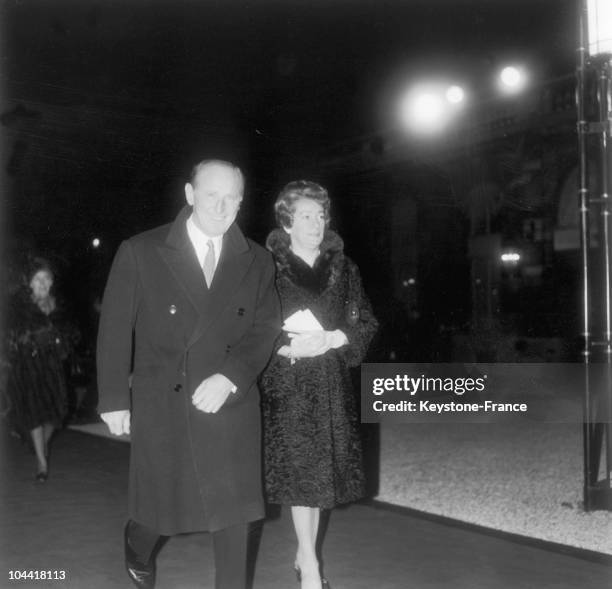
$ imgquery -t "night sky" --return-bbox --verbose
[2,0,578,284]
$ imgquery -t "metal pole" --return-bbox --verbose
[595,58,612,487]
[606,61,612,491]
[597,60,611,352]
[577,0,593,510]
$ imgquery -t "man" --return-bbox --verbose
[97,159,280,589]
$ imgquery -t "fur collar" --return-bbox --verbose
[266,228,345,293]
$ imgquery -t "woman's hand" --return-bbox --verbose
[277,345,293,358]
[286,330,348,359]
[289,331,330,358]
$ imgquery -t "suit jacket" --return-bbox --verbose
[97,206,281,534]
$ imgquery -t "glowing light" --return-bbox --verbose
[446,85,465,104]
[92,238,101,248]
[587,0,612,55]
[501,252,521,264]
[400,89,448,134]
[499,66,526,93]
[414,93,444,126]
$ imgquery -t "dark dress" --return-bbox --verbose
[261,229,378,508]
[7,296,77,432]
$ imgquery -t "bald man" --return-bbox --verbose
[97,159,280,589]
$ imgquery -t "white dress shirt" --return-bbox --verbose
[185,214,236,393]
[186,215,224,271]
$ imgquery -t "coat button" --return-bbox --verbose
[237,307,245,316]
[169,304,177,314]
[174,383,182,392]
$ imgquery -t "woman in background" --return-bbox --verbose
[261,181,378,589]
[7,257,78,481]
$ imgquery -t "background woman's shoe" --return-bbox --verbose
[35,470,48,482]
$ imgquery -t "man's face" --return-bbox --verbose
[185,163,243,236]
[284,197,326,251]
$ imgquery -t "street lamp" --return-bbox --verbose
[399,88,446,134]
[577,0,612,511]
[500,251,521,264]
[399,82,466,135]
[446,85,465,104]
[498,66,527,94]
[395,68,531,334]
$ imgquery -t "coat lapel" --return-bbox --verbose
[157,207,209,318]
[158,207,255,349]
[188,223,254,347]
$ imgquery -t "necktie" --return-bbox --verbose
[202,239,215,287]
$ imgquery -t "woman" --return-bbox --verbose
[7,257,78,481]
[261,181,378,589]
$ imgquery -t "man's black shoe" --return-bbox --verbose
[124,524,156,589]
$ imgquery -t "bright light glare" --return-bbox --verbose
[400,90,448,134]
[501,252,521,263]
[92,238,101,248]
[499,66,526,93]
[446,85,465,104]
[587,0,612,55]
[415,93,444,121]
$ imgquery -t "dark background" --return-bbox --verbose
[1,0,579,362]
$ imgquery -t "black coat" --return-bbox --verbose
[7,296,77,432]
[260,229,378,508]
[97,207,281,534]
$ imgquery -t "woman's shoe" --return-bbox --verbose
[294,565,330,588]
[35,470,48,482]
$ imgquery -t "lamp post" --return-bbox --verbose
[397,70,535,338]
[578,0,612,511]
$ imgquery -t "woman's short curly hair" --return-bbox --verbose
[26,256,55,283]
[274,180,331,229]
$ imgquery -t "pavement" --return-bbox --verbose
[1,425,611,589]
[377,422,612,554]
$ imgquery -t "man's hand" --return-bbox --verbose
[100,410,131,436]
[192,373,236,413]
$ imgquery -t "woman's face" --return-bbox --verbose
[30,269,53,301]
[285,198,326,252]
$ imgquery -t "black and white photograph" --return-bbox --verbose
[1,1,611,588]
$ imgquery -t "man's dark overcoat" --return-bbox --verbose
[97,206,280,535]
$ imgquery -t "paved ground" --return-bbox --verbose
[1,427,611,589]
[378,422,612,553]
